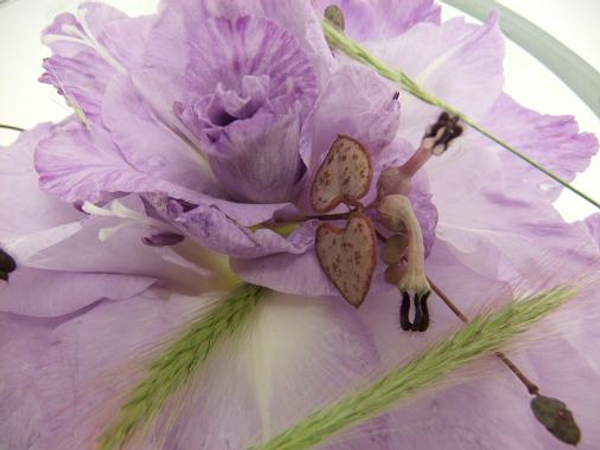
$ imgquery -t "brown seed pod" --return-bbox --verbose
[310,135,373,213]
[315,214,377,308]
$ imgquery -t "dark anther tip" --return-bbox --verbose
[400,291,412,331]
[399,291,431,332]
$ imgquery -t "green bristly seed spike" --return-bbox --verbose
[249,286,576,450]
[97,284,265,450]
[321,20,600,210]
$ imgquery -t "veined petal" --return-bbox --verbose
[29,291,206,449]
[0,124,82,239]
[144,291,388,449]
[314,0,441,40]
[428,94,599,285]
[40,3,150,122]
[35,119,205,204]
[208,111,306,204]
[0,269,155,318]
[0,314,53,449]
[370,14,505,147]
[162,200,316,259]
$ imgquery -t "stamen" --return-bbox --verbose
[378,112,463,198]
[82,201,178,242]
[378,194,432,331]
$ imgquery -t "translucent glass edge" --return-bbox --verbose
[440,0,600,121]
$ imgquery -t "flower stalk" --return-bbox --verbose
[322,20,600,210]
[96,284,265,450]
[248,286,576,450]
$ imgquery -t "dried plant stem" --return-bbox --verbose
[249,287,575,450]
[427,277,540,395]
[96,284,265,450]
[0,123,24,132]
[322,20,600,210]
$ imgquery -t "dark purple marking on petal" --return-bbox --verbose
[142,232,185,247]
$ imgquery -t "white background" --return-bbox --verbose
[1,0,599,221]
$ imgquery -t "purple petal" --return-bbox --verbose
[427,94,599,286]
[371,14,505,147]
[314,0,441,40]
[0,314,53,449]
[585,213,600,249]
[0,124,83,239]
[101,75,215,194]
[35,120,206,204]
[0,269,155,318]
[40,3,148,122]
[479,94,599,202]
[31,291,203,448]
[182,16,318,118]
[208,111,306,203]
[163,200,316,258]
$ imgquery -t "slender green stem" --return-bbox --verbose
[249,287,575,450]
[322,20,600,210]
[0,123,24,132]
[97,284,265,450]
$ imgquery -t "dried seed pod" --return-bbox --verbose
[310,136,373,213]
[531,395,581,445]
[381,234,409,266]
[316,214,377,308]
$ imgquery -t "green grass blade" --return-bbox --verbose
[440,0,600,121]
[250,287,576,450]
[97,284,265,450]
[322,20,600,210]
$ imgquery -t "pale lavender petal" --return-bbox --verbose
[164,200,317,258]
[150,291,388,449]
[428,94,599,285]
[182,16,318,117]
[585,213,600,249]
[370,14,505,147]
[101,75,215,194]
[208,111,306,203]
[479,94,598,202]
[156,0,333,85]
[31,291,203,449]
[300,63,400,174]
[231,250,339,297]
[35,119,205,204]
[39,3,143,122]
[0,124,82,239]
[314,0,441,40]
[0,269,155,318]
[0,314,53,449]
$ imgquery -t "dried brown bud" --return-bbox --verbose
[531,395,581,446]
[325,5,345,31]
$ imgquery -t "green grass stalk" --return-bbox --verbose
[250,287,576,450]
[322,21,600,210]
[97,284,265,450]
